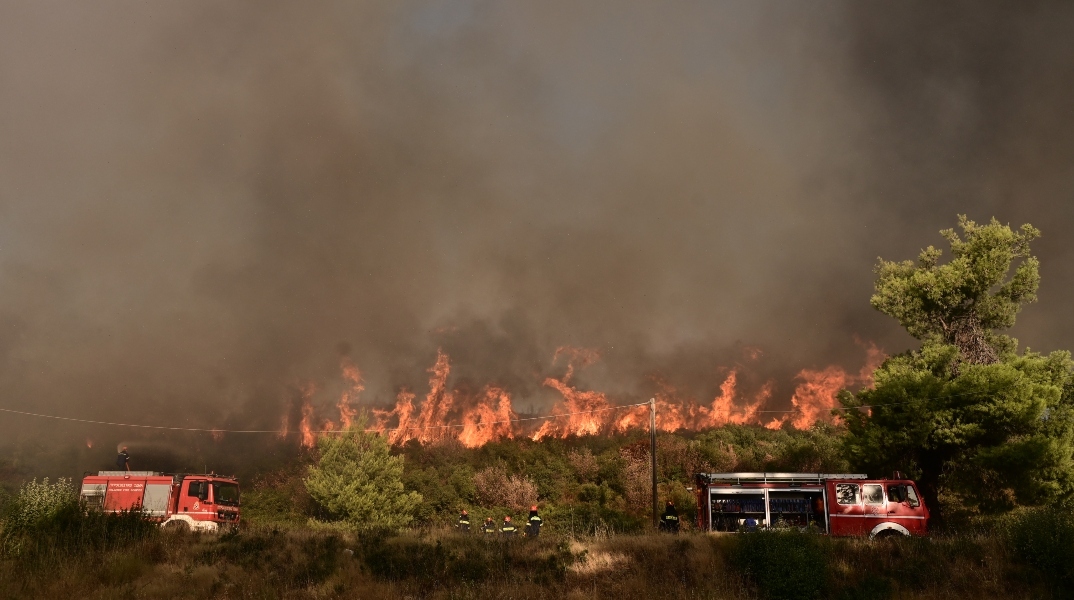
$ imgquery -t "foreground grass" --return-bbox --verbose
[0,524,1054,600]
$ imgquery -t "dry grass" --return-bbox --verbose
[0,525,1054,599]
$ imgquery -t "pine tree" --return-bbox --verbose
[843,217,1074,521]
[305,418,422,531]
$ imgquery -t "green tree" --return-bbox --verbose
[305,419,422,532]
[842,217,1074,521]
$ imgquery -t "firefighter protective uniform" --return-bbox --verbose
[115,448,130,471]
[526,506,543,537]
[660,501,680,533]
[482,517,497,535]
[500,516,518,537]
[457,510,470,533]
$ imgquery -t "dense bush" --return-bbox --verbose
[730,531,828,600]
[1003,506,1074,598]
[235,424,875,533]
[0,478,157,564]
[305,423,423,532]
[240,463,317,528]
[388,425,856,530]
[359,534,576,589]
[2,477,74,533]
[473,465,538,511]
[543,503,645,536]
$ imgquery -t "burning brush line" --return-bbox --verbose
[281,343,885,448]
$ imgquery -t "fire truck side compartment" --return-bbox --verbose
[695,472,927,537]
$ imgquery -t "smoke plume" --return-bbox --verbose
[1,1,1072,473]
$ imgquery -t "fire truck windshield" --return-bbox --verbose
[211,482,240,506]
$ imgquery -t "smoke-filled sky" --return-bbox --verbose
[2,1,1073,447]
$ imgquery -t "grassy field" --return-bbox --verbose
[1,429,1069,598]
[0,521,1061,600]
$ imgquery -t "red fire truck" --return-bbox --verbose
[695,472,929,538]
[80,471,240,532]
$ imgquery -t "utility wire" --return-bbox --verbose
[0,402,652,435]
[0,389,1001,435]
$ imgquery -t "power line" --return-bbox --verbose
[0,402,652,435]
[0,389,1000,436]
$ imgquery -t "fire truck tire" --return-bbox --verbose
[869,522,910,539]
[163,519,190,532]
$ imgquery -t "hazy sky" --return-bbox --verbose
[1,1,1073,444]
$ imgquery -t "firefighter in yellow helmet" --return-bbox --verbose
[500,515,518,537]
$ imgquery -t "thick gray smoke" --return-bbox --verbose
[1,1,1073,471]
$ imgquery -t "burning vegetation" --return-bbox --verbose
[279,343,885,449]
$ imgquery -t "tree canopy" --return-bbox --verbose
[870,216,1041,365]
[843,217,1074,520]
[305,419,422,532]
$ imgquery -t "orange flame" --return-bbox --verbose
[298,384,317,448]
[283,341,886,447]
[458,386,517,448]
[534,350,613,440]
[278,411,289,440]
[786,365,849,429]
[858,340,886,388]
[338,359,362,430]
[373,350,519,446]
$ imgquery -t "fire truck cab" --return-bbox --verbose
[695,472,929,538]
[80,471,240,532]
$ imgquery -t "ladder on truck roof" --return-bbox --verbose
[95,471,162,477]
[698,472,868,484]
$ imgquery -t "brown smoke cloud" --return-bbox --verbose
[1,1,1073,467]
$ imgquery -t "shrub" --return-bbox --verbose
[621,451,651,515]
[473,465,537,512]
[1,479,156,563]
[241,464,315,528]
[4,477,75,532]
[305,421,423,532]
[731,531,828,600]
[361,536,450,583]
[568,448,599,482]
[1003,506,1074,598]
[543,503,645,536]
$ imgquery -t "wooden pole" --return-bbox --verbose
[650,398,658,529]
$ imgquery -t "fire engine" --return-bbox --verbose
[80,471,240,532]
[695,472,929,538]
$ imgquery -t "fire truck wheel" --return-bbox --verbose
[873,529,906,540]
[164,519,190,532]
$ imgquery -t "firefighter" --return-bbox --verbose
[525,505,543,537]
[115,446,131,473]
[500,515,518,537]
[457,509,471,533]
[482,516,497,535]
[660,501,680,533]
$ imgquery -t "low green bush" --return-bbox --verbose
[730,531,828,600]
[361,536,450,584]
[542,503,645,536]
[1,478,157,564]
[1003,506,1074,598]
